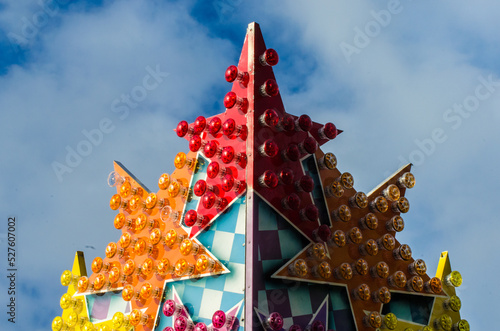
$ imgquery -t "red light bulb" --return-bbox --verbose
[222,118,236,136]
[203,140,218,158]
[189,135,202,152]
[260,48,279,66]
[223,91,248,113]
[259,170,278,188]
[282,193,301,210]
[297,114,313,132]
[278,114,295,131]
[313,224,332,242]
[283,143,300,161]
[207,162,220,179]
[221,174,235,192]
[184,210,198,227]
[208,117,222,136]
[224,91,236,108]
[202,191,216,209]
[194,180,207,197]
[301,205,319,222]
[225,65,238,82]
[193,116,206,135]
[236,152,247,168]
[319,122,338,139]
[261,79,279,97]
[279,168,294,185]
[225,65,249,86]
[176,121,189,137]
[260,139,279,158]
[297,175,314,193]
[260,109,280,127]
[300,136,318,154]
[220,146,235,164]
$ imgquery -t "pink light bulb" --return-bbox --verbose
[267,312,284,331]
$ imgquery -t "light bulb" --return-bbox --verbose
[296,114,312,132]
[318,122,338,140]
[193,116,206,135]
[260,79,279,97]
[260,48,279,66]
[107,171,125,187]
[208,117,222,136]
[260,109,279,127]
[176,121,189,137]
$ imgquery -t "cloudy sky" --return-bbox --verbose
[1,0,499,329]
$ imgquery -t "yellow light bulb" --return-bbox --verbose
[157,258,171,275]
[122,285,135,301]
[66,311,78,328]
[105,242,117,258]
[167,180,181,198]
[114,213,126,229]
[129,309,142,326]
[119,232,131,248]
[109,194,121,210]
[140,282,153,300]
[145,193,157,209]
[150,228,162,245]
[52,316,63,331]
[93,273,106,291]
[60,270,73,286]
[123,259,136,276]
[174,152,187,169]
[120,180,132,198]
[158,173,171,190]
[112,312,126,329]
[77,276,88,292]
[196,254,215,273]
[134,214,148,232]
[60,293,73,310]
[108,266,120,284]
[91,257,103,273]
[134,238,146,255]
[141,258,154,276]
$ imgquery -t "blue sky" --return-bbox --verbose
[1,0,499,329]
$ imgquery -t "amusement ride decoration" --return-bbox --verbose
[52,22,468,331]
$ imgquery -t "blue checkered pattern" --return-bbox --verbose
[155,195,246,330]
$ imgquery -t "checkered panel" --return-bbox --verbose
[85,290,130,323]
[253,195,357,331]
[155,195,246,330]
